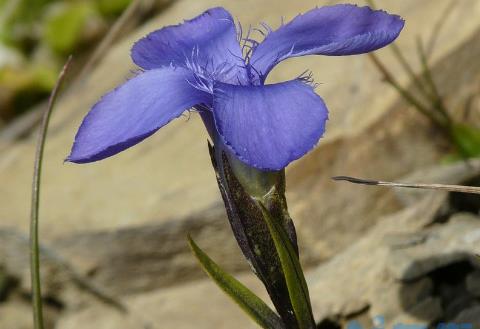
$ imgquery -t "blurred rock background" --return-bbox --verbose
[0,0,480,328]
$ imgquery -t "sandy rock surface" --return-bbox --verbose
[1,0,480,328]
[1,0,479,238]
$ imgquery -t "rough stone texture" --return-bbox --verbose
[309,211,480,327]
[303,159,480,326]
[2,159,479,301]
[391,297,443,326]
[52,205,247,294]
[453,305,480,327]
[52,192,480,329]
[306,192,446,326]
[386,214,480,281]
[369,276,434,322]
[1,1,480,298]
[466,271,480,298]
[0,296,59,329]
[0,300,33,329]
[0,205,245,296]
[55,273,268,329]
[1,0,480,249]
[1,0,480,328]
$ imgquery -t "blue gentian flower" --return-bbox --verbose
[67,5,404,170]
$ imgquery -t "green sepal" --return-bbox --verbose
[208,142,299,327]
[257,203,316,329]
[188,235,285,329]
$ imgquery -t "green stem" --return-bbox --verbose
[416,38,451,123]
[30,56,72,329]
[390,41,433,100]
[368,53,447,129]
[365,0,436,102]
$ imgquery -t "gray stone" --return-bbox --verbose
[1,206,245,297]
[370,276,434,321]
[391,297,443,326]
[55,273,267,329]
[54,192,449,328]
[386,213,480,281]
[52,205,246,295]
[307,199,480,327]
[0,297,59,329]
[466,271,480,297]
[307,193,446,325]
[2,0,480,264]
[0,300,33,329]
[453,305,480,327]
[2,0,480,328]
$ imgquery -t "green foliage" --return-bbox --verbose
[188,236,284,329]
[0,64,57,91]
[0,0,55,46]
[367,0,480,162]
[257,203,316,329]
[451,123,480,158]
[43,2,96,54]
[97,0,131,16]
[0,0,131,121]
[0,62,58,118]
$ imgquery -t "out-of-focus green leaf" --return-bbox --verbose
[451,123,480,158]
[43,2,95,54]
[188,236,284,329]
[32,65,58,91]
[0,63,57,118]
[0,64,56,91]
[257,203,315,329]
[440,153,463,164]
[97,0,131,16]
[0,0,55,45]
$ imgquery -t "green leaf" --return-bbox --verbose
[451,123,480,158]
[43,2,96,54]
[188,236,284,329]
[97,0,132,16]
[257,203,315,329]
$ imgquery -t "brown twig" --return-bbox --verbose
[332,176,480,195]
[389,42,433,99]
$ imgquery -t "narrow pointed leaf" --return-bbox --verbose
[257,204,315,329]
[188,236,285,329]
[30,56,73,329]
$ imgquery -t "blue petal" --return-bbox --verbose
[67,67,210,163]
[131,7,247,84]
[250,4,404,81]
[212,80,328,171]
